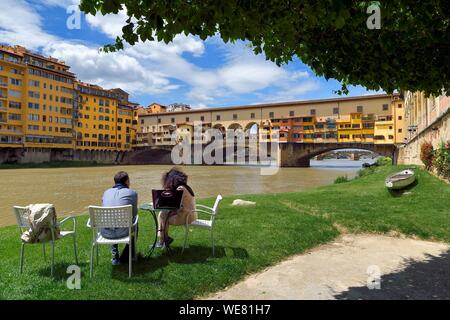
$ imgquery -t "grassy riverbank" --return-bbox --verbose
[0,161,116,170]
[0,164,449,299]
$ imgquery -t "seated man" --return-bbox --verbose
[101,171,138,265]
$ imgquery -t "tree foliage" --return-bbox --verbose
[79,0,450,95]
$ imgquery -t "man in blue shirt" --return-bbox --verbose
[101,171,138,265]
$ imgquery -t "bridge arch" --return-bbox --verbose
[280,142,396,167]
[228,123,243,130]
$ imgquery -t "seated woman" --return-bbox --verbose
[157,167,196,248]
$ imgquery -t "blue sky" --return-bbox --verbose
[0,0,382,109]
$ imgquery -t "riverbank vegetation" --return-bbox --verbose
[421,140,450,181]
[0,164,449,299]
[0,161,116,170]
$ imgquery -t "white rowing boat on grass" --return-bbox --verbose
[385,169,416,190]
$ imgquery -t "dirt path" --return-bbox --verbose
[205,234,450,300]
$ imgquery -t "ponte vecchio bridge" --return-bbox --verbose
[131,94,404,167]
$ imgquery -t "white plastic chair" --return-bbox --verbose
[183,195,223,256]
[87,205,138,278]
[13,206,78,277]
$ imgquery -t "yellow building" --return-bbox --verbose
[0,45,140,161]
[373,97,405,144]
[337,113,375,143]
[75,82,118,150]
[75,81,138,151]
[0,45,75,149]
[138,94,403,147]
[117,103,136,150]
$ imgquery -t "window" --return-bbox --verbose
[251,113,255,119]
[289,111,294,117]
[398,104,402,109]
[158,118,161,123]
[269,112,274,118]
[9,90,21,98]
[9,101,21,109]
[200,116,205,121]
[28,103,39,109]
[216,115,221,121]
[357,105,363,113]
[28,91,40,98]
[233,114,238,120]
[171,118,175,123]
[186,117,190,122]
[10,78,21,86]
[28,114,39,121]
[8,113,21,121]
[28,80,40,87]
[27,125,39,131]
[382,104,389,111]
[310,109,316,116]
[398,116,402,120]
[140,119,144,124]
[398,128,403,133]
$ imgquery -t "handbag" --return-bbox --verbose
[152,189,183,209]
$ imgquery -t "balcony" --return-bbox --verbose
[0,137,22,145]
[376,115,393,122]
[362,114,375,121]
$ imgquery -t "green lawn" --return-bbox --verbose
[0,165,449,299]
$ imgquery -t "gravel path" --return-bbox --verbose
[205,234,450,300]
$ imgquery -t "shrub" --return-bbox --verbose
[334,175,349,184]
[433,141,450,178]
[420,141,434,169]
[357,166,376,178]
[376,156,392,166]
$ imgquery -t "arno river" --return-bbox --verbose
[0,159,368,227]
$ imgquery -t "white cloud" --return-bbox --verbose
[0,0,57,49]
[43,42,178,94]
[85,9,128,39]
[0,0,323,106]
